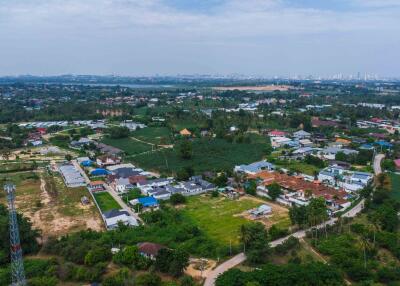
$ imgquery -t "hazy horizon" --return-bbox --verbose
[1,0,399,77]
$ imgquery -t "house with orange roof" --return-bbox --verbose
[179,128,192,136]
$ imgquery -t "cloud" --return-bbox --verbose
[0,0,399,76]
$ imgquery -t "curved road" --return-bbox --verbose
[204,154,385,286]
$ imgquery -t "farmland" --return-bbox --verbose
[130,137,269,174]
[131,126,173,145]
[101,137,152,155]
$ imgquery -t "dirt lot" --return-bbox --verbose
[1,170,103,238]
[236,196,291,229]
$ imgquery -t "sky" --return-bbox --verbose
[0,0,399,77]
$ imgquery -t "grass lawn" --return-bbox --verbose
[181,195,261,245]
[275,161,320,176]
[389,173,400,202]
[131,127,173,145]
[101,137,152,155]
[93,192,121,212]
[129,137,269,174]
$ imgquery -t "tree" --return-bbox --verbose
[170,193,187,205]
[289,205,308,227]
[65,154,72,161]
[155,248,189,277]
[268,183,282,200]
[240,222,270,264]
[179,140,192,160]
[244,180,257,196]
[108,126,130,139]
[306,197,328,227]
[135,273,161,286]
[169,248,190,277]
[84,246,111,266]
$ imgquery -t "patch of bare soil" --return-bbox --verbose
[185,258,217,280]
[23,172,103,238]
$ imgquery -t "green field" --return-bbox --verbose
[93,192,121,212]
[275,161,320,176]
[181,195,261,245]
[131,127,173,145]
[101,137,152,155]
[130,137,269,174]
[389,173,400,202]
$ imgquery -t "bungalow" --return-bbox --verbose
[293,130,311,139]
[319,147,358,160]
[90,168,110,176]
[234,160,275,175]
[318,166,346,185]
[180,128,192,136]
[299,139,313,147]
[147,188,171,200]
[292,147,314,157]
[88,181,105,192]
[270,136,292,148]
[268,130,287,137]
[250,204,272,217]
[114,177,134,193]
[103,209,138,230]
[70,137,92,149]
[137,242,166,260]
[96,155,121,167]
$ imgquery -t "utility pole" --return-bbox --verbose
[4,184,26,286]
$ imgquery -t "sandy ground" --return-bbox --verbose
[15,171,103,238]
[185,258,217,280]
[236,196,289,228]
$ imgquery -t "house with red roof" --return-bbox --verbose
[268,130,287,137]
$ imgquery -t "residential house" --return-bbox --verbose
[88,181,105,192]
[268,130,287,137]
[102,209,138,230]
[293,130,311,139]
[137,242,166,260]
[234,160,275,175]
[270,136,292,148]
[318,147,358,160]
[96,155,121,167]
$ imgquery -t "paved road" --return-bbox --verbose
[204,154,385,286]
[374,153,385,175]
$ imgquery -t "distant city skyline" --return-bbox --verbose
[0,0,399,77]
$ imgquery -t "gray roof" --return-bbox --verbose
[113,168,141,178]
[236,160,275,173]
[323,147,358,155]
[103,209,129,219]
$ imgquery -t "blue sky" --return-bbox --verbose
[0,0,399,77]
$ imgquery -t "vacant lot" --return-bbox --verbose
[101,137,152,155]
[130,137,269,174]
[180,195,261,245]
[0,171,103,237]
[131,127,173,145]
[93,192,121,212]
